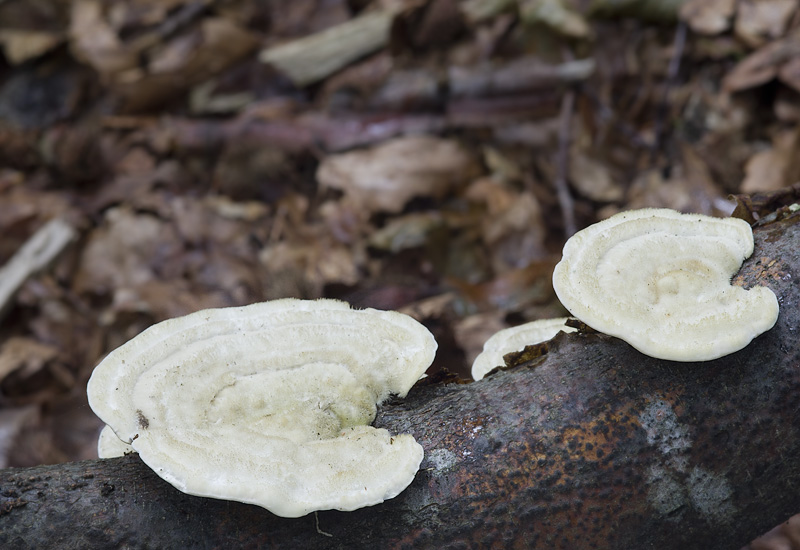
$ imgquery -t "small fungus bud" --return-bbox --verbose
[472,318,576,380]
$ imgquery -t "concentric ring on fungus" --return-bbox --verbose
[552,208,779,362]
[87,299,437,517]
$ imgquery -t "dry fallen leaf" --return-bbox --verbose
[680,0,736,36]
[117,17,260,111]
[69,1,138,75]
[369,212,445,253]
[569,149,624,202]
[722,33,800,93]
[0,337,58,384]
[734,0,797,47]
[741,128,800,193]
[0,30,64,65]
[317,136,482,214]
[259,239,362,299]
[625,146,729,215]
[778,55,800,94]
[450,260,559,313]
[465,177,547,272]
[452,311,508,366]
[519,0,591,39]
[73,206,181,296]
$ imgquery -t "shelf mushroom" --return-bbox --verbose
[87,298,437,518]
[472,318,576,381]
[97,424,134,457]
[552,208,779,362]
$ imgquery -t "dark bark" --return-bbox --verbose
[1,211,800,549]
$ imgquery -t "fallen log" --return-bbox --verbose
[1,208,799,549]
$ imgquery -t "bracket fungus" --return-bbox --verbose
[97,424,134,457]
[471,318,576,380]
[552,208,779,362]
[87,299,437,517]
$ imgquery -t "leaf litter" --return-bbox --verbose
[0,8,798,538]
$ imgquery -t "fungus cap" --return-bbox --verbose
[87,299,436,517]
[471,318,576,380]
[552,208,779,362]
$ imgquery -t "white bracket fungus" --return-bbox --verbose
[471,318,576,380]
[552,208,779,362]
[97,424,134,457]
[87,299,437,517]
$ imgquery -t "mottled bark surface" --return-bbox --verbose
[1,211,799,549]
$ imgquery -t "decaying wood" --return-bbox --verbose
[1,212,799,549]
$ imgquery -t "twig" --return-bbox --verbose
[0,218,77,323]
[554,90,577,238]
[651,21,687,164]
[579,86,654,150]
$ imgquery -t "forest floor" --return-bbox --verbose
[0,0,798,516]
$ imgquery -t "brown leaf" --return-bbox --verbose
[258,238,362,299]
[0,337,58,384]
[450,260,559,312]
[730,182,800,223]
[465,177,547,271]
[0,30,63,65]
[734,0,797,48]
[116,17,259,112]
[680,0,736,36]
[369,212,445,253]
[318,52,394,107]
[397,292,456,321]
[723,33,800,93]
[741,128,800,193]
[569,150,624,202]
[778,55,800,94]
[69,1,138,75]
[452,311,508,366]
[317,136,482,213]
[73,206,182,296]
[625,146,729,215]
[519,0,591,39]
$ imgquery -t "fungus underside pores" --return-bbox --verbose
[87,298,437,518]
[552,208,779,362]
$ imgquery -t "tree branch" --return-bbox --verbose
[1,211,799,549]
